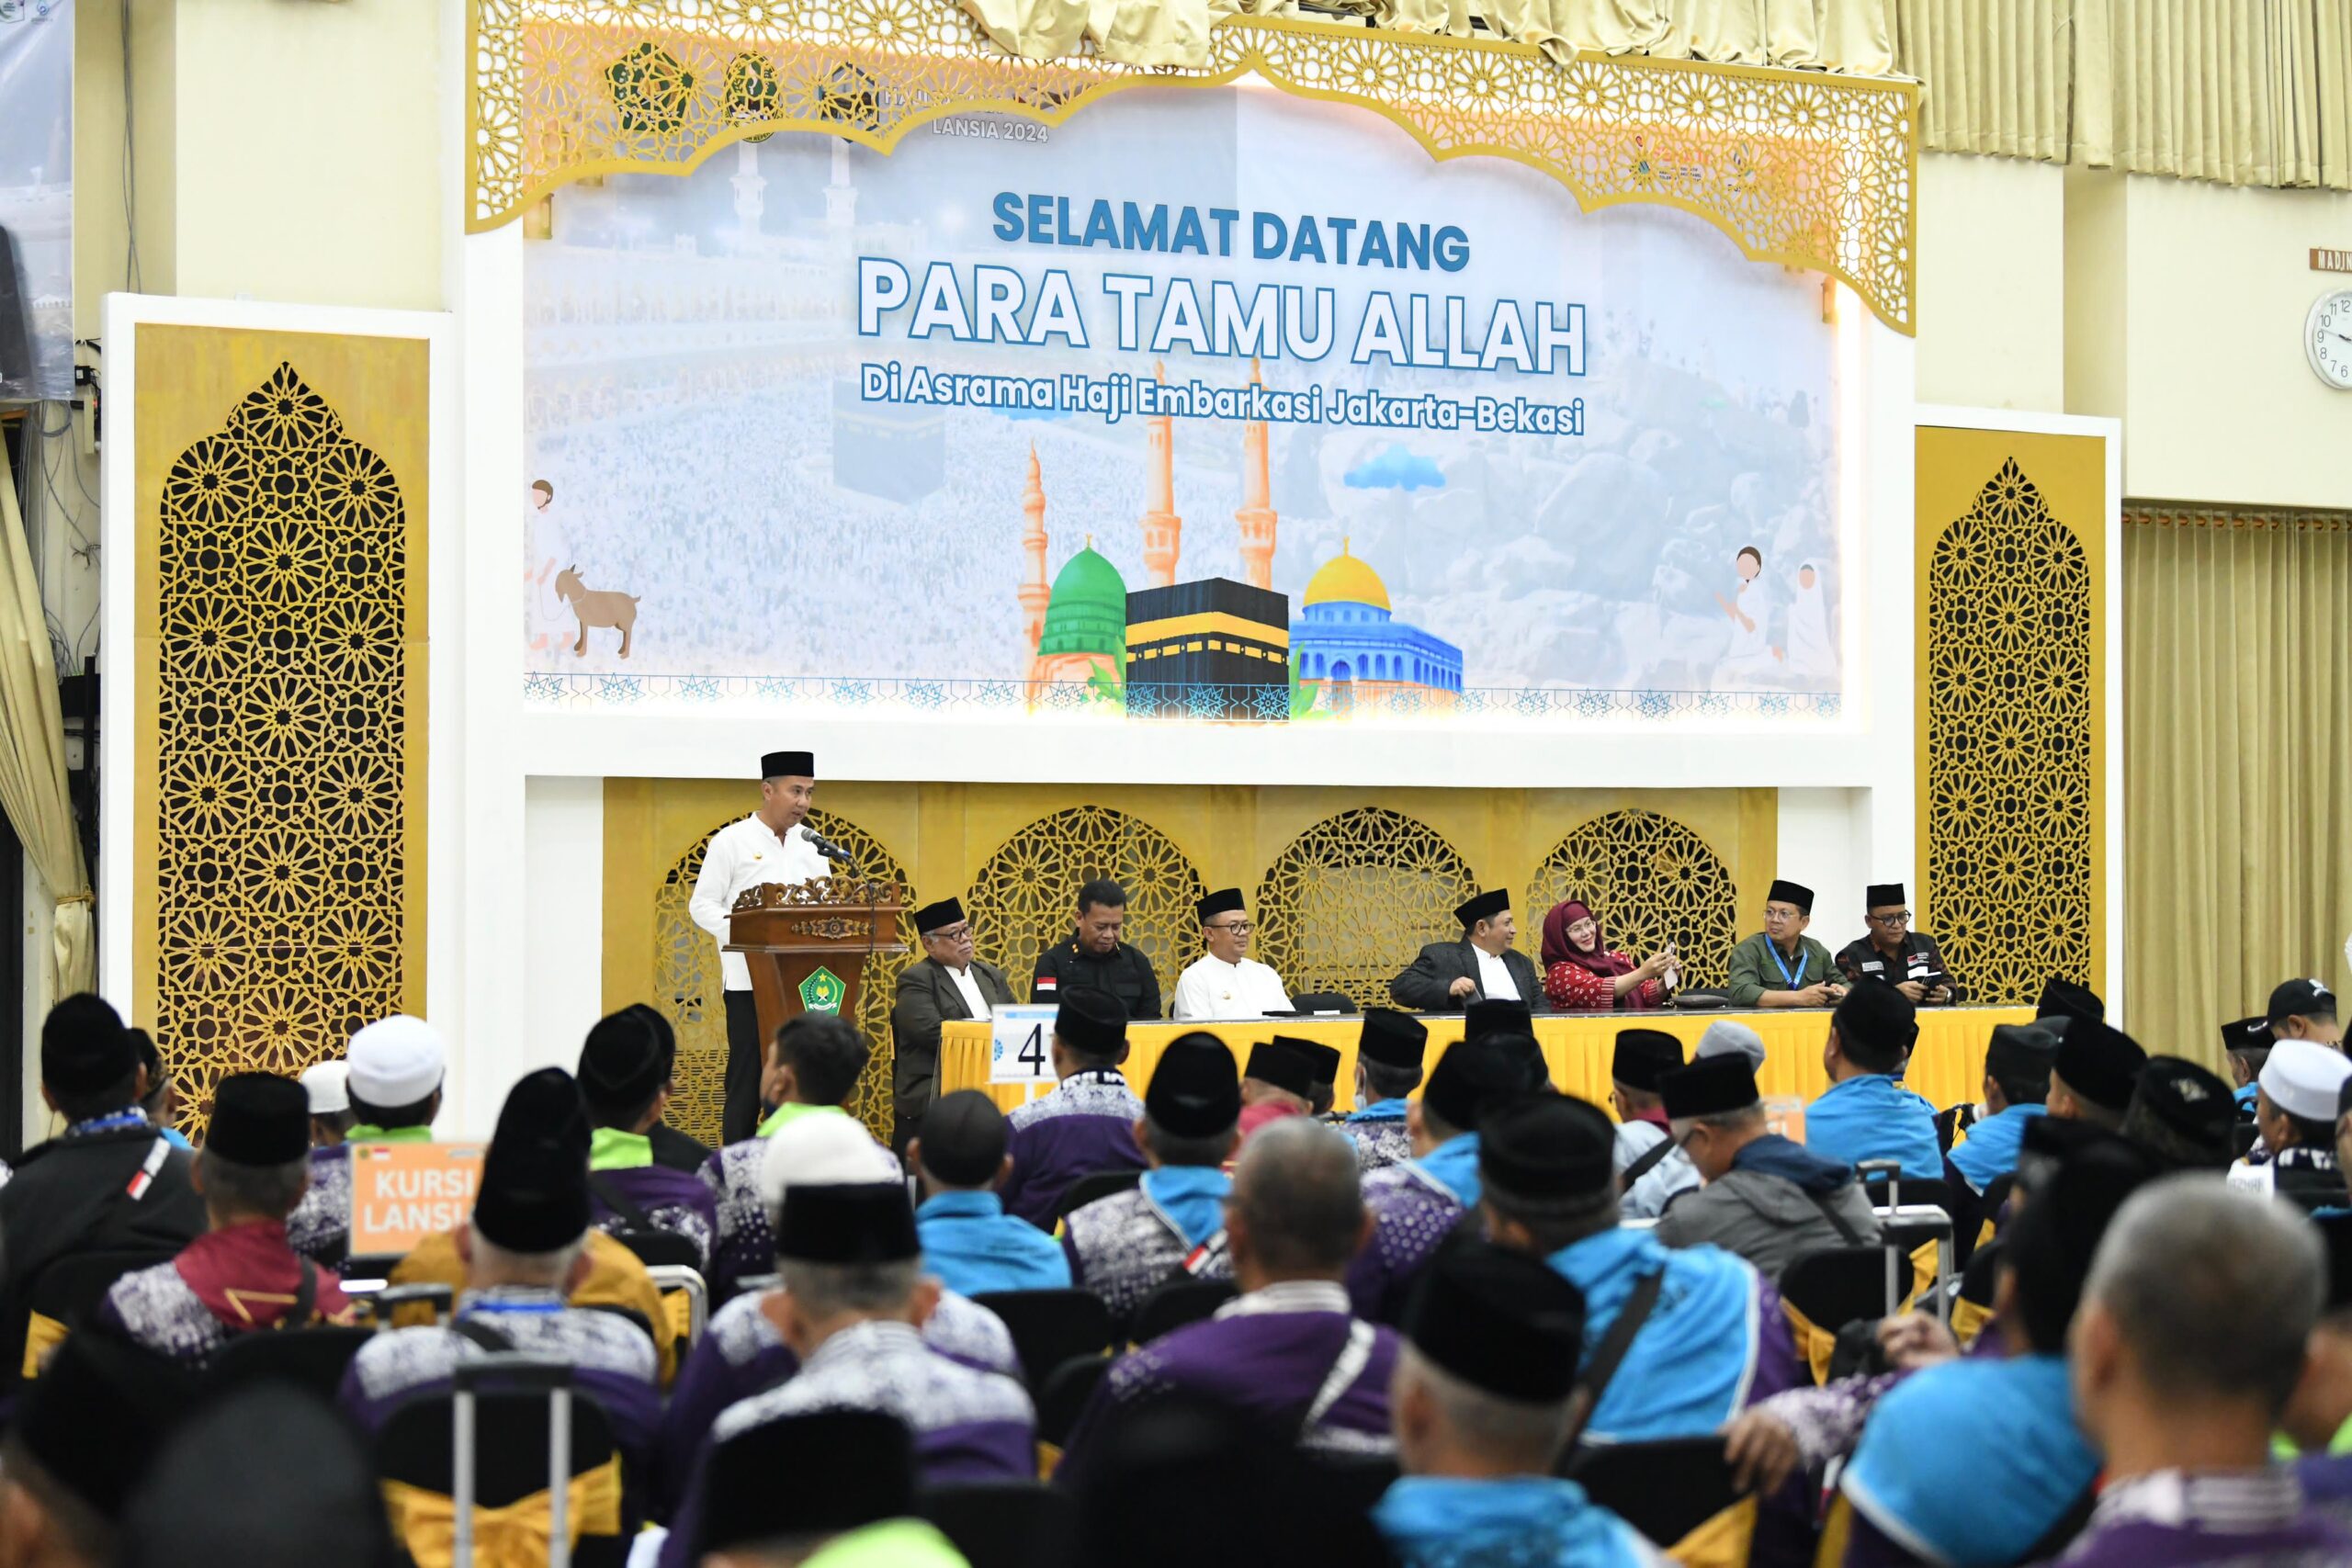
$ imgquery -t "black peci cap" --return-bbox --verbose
[1195,888,1246,923]
[578,1007,671,1113]
[1359,1009,1429,1072]
[1402,1240,1589,1403]
[1055,989,1129,1057]
[775,1181,919,1265]
[1147,1035,1242,1137]
[1453,890,1510,929]
[1478,1094,1616,1202]
[2053,1019,2148,1113]
[1659,1055,1760,1120]
[694,1411,916,1555]
[41,993,136,1097]
[913,897,967,935]
[917,1090,1008,1188]
[1767,880,1814,914]
[1611,1028,1684,1093]
[760,750,815,779]
[471,1068,593,1254]
[205,1073,312,1167]
[1243,1040,1317,1100]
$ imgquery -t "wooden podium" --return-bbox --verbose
[724,876,910,1048]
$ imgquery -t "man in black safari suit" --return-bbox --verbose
[1388,890,1551,1014]
[891,897,1017,1152]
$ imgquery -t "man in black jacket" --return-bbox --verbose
[0,996,204,1384]
[1388,890,1549,1015]
[1031,878,1161,1021]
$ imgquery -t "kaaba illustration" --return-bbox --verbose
[1125,577,1291,721]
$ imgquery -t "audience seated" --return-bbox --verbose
[580,1005,720,1268]
[611,1003,717,1173]
[2035,977,2105,1034]
[1059,1119,1396,1489]
[2230,1039,2352,1211]
[1000,992,1147,1230]
[2120,1057,2241,1173]
[1725,880,1843,1010]
[118,1384,398,1568]
[1654,1055,1883,1281]
[2286,1214,2352,1478]
[2061,1178,2351,1564]
[1236,1039,1316,1143]
[700,1013,897,1298]
[1804,986,1939,1180]
[0,1335,196,1568]
[662,1183,1035,1568]
[1606,1029,1700,1220]
[691,1411,961,1568]
[1346,1035,1545,1324]
[300,1060,354,1150]
[1295,1040,1345,1120]
[125,1031,189,1152]
[2269,978,2344,1046]
[1834,1130,2156,1565]
[338,1069,662,1502]
[1480,1094,1801,1442]
[288,1014,448,1265]
[2046,1017,2145,1132]
[2222,1016,2273,1120]
[1064,1034,1238,1320]
[1337,1009,1428,1173]
[910,1090,1071,1297]
[660,1112,1019,1517]
[1948,1023,2055,1194]
[98,1072,353,1362]
[1374,1241,1664,1567]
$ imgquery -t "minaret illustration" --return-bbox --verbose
[1139,362,1182,587]
[1235,358,1278,591]
[1018,445,1051,657]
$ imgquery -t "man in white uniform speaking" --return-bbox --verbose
[689,750,830,1141]
[1170,887,1294,1021]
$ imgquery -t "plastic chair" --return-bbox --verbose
[1055,1170,1142,1224]
[1566,1437,1749,1554]
[1288,993,1356,1016]
[920,1481,1078,1568]
[208,1325,375,1400]
[644,1264,709,1355]
[1129,1279,1236,1345]
[610,1230,700,1271]
[967,1290,1114,1393]
[1034,1354,1110,1449]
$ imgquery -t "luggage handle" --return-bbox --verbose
[450,1354,576,1568]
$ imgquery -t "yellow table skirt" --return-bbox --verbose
[941,1007,2030,1117]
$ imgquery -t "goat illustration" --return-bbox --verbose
[555,566,640,658]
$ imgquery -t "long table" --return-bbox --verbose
[940,1006,2030,1118]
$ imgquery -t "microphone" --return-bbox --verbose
[799,826,862,871]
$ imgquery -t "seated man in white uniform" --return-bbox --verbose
[1171,888,1293,1021]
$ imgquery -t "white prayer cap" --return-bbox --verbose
[345,1015,447,1108]
[300,1060,350,1116]
[1695,1020,1769,1073]
[758,1111,896,1224]
[2256,1039,2352,1122]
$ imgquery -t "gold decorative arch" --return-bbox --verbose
[650,807,912,1145]
[1526,807,1739,987]
[963,807,1205,997]
[469,1,1917,332]
[1921,457,2096,1007]
[1254,807,1478,1010]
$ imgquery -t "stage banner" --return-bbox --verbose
[523,85,1843,726]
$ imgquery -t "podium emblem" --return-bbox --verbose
[797,965,847,1015]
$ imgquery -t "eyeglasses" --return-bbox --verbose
[1206,921,1253,936]
[1867,910,1914,926]
[929,926,974,942]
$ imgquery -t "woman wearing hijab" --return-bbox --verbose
[1540,899,1676,1011]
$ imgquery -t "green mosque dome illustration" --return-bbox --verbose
[1037,538,1128,659]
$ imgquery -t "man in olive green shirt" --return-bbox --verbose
[1724,879,1847,1009]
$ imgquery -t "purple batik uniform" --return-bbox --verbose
[337,1287,662,1521]
[1001,1070,1147,1231]
[696,1138,904,1301]
[589,1163,718,1269]
[287,1145,354,1263]
[1340,1113,1415,1175]
[1061,1182,1234,1322]
[1056,1280,1398,1492]
[654,1290,1019,1520]
[661,1319,1035,1568]
[2046,1469,2352,1567]
[1346,1159,1473,1325]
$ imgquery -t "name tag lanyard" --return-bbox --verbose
[1769,942,1807,988]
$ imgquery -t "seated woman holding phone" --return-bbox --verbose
[1540,899,1678,1011]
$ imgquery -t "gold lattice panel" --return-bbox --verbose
[1527,808,1739,987]
[963,807,1204,1002]
[149,362,415,1136]
[651,808,910,1145]
[469,3,1917,332]
[1254,807,1478,1010]
[1924,457,2094,1006]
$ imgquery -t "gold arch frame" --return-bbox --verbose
[469,2,1918,332]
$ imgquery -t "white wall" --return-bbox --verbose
[1775,787,1871,953]
[1916,155,2067,412]
[511,776,606,1130]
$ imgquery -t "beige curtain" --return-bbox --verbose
[1893,0,2352,188]
[2123,506,2352,1075]
[0,442,93,1006]
[1894,0,2074,160]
